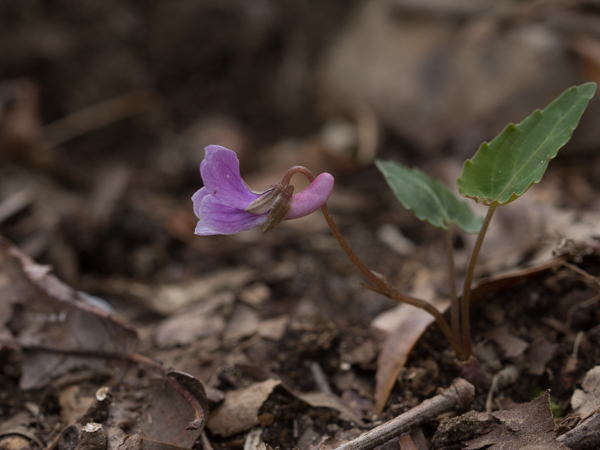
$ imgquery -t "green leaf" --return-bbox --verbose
[376,160,483,233]
[458,82,596,206]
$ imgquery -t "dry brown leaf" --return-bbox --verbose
[0,238,138,390]
[526,337,558,376]
[117,432,190,450]
[257,315,289,341]
[0,411,44,450]
[373,307,437,415]
[239,282,271,308]
[469,257,564,307]
[571,366,600,418]
[149,267,255,315]
[152,292,233,348]
[398,433,416,450]
[486,325,528,359]
[464,392,568,449]
[432,410,494,448]
[206,379,281,438]
[223,304,260,342]
[59,385,96,426]
[403,428,428,450]
[136,378,205,447]
[372,269,448,414]
[294,392,364,426]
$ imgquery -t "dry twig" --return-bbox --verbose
[335,378,474,450]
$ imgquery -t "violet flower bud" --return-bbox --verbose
[192,145,334,235]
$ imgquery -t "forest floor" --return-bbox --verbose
[2,2,600,450]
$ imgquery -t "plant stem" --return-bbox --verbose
[284,165,465,359]
[446,227,460,347]
[461,205,497,359]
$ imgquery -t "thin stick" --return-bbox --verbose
[556,409,600,450]
[335,378,474,450]
[446,228,460,346]
[461,205,497,359]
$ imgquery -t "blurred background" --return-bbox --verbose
[1,0,600,288]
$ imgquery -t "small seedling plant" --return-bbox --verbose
[193,83,596,369]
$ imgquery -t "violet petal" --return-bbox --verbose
[200,145,259,210]
[191,187,209,218]
[195,221,216,236]
[200,195,267,235]
[285,173,334,220]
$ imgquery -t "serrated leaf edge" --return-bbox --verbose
[458,83,596,206]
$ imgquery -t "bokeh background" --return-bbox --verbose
[1,0,600,284]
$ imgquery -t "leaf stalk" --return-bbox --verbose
[461,205,497,359]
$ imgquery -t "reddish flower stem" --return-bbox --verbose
[283,166,465,360]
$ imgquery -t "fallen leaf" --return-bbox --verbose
[373,307,440,414]
[239,282,271,308]
[223,304,260,342]
[486,325,528,359]
[257,315,289,341]
[152,292,233,348]
[294,392,364,426]
[571,365,600,418]
[0,238,138,390]
[0,411,44,450]
[117,432,190,450]
[372,269,449,414]
[206,379,281,438]
[150,267,255,315]
[137,377,205,447]
[58,423,107,450]
[464,392,568,449]
[526,337,558,376]
[398,433,416,450]
[401,428,427,450]
[342,339,377,366]
[59,385,96,425]
[470,257,565,307]
[432,410,494,448]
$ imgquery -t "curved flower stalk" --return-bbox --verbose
[192,145,334,235]
[193,145,463,359]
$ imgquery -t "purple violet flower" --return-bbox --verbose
[192,145,334,235]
